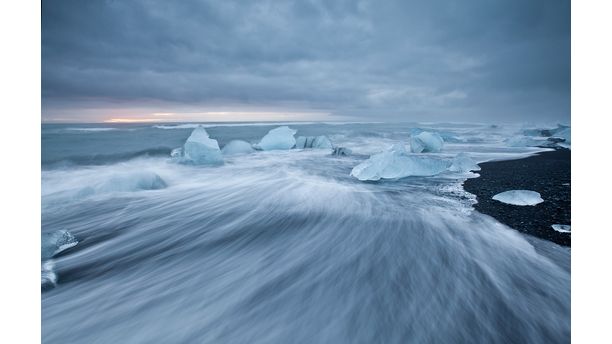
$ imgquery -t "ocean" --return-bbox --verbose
[41,122,570,343]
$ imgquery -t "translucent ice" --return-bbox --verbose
[295,135,333,149]
[255,126,297,150]
[295,136,310,149]
[492,190,544,206]
[351,144,450,181]
[42,230,78,260]
[313,136,333,149]
[183,126,224,164]
[41,230,79,291]
[551,224,571,233]
[410,131,444,153]
[222,140,255,155]
[41,260,57,290]
[448,153,481,172]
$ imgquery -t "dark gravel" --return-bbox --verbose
[463,148,571,246]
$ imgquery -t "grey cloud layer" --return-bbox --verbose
[42,0,570,122]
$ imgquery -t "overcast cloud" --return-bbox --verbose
[42,0,570,123]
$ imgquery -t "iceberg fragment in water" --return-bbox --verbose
[332,147,352,156]
[448,153,481,172]
[410,131,444,153]
[183,126,223,164]
[221,140,255,155]
[41,260,57,291]
[295,135,333,149]
[492,190,544,206]
[255,126,297,150]
[351,144,450,181]
[551,224,571,233]
[41,230,78,260]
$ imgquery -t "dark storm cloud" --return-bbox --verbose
[42,0,570,122]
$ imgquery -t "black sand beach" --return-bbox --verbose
[464,148,571,247]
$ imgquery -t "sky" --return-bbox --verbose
[42,0,570,124]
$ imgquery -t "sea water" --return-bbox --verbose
[41,122,570,343]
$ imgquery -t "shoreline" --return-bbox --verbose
[463,148,571,247]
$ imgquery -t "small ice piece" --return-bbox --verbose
[256,126,297,150]
[448,153,481,172]
[183,126,223,164]
[410,131,444,153]
[332,147,352,156]
[41,260,57,290]
[170,147,183,158]
[551,224,571,233]
[492,190,544,206]
[42,230,78,260]
[295,135,333,149]
[351,144,450,181]
[222,140,255,155]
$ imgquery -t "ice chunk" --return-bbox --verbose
[410,131,444,153]
[492,190,544,206]
[448,153,481,172]
[222,140,255,155]
[41,230,78,290]
[170,147,183,158]
[41,260,57,291]
[295,135,333,149]
[255,126,297,150]
[351,144,450,181]
[312,136,333,149]
[183,126,223,164]
[332,147,352,156]
[295,136,312,149]
[551,224,571,233]
[42,230,78,260]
